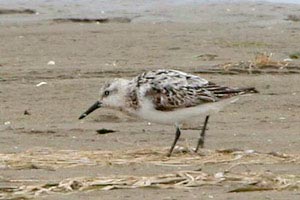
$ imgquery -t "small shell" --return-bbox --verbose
[214,172,224,179]
[244,149,255,154]
[47,61,55,65]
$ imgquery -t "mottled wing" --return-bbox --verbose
[135,69,218,111]
[134,69,258,111]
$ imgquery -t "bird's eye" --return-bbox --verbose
[104,91,110,96]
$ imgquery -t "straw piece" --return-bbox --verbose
[0,147,300,199]
[1,170,299,199]
[0,147,299,170]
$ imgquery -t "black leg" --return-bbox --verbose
[167,126,181,157]
[195,115,210,152]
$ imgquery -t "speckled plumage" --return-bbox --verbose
[80,69,257,156]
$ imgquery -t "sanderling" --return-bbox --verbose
[79,69,257,156]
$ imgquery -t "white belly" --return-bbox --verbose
[136,98,239,125]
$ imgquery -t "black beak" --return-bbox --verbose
[79,101,102,119]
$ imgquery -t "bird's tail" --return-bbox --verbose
[234,87,259,94]
[213,87,258,99]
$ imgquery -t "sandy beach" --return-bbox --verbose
[1,1,300,199]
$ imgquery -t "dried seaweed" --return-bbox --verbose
[194,53,300,75]
[1,170,299,199]
[0,148,299,199]
[0,147,299,170]
[96,128,116,134]
[289,52,300,59]
[286,15,300,22]
[53,17,131,24]
[0,9,36,15]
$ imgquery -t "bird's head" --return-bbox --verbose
[79,78,130,119]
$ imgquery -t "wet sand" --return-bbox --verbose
[1,1,300,199]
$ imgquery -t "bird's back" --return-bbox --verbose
[134,69,208,89]
[129,69,257,111]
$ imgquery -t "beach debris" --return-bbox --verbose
[3,121,12,130]
[0,8,36,15]
[267,139,272,143]
[214,172,225,179]
[47,60,55,65]
[244,149,255,154]
[249,53,290,69]
[36,82,47,87]
[289,52,300,59]
[96,128,116,134]
[0,170,299,199]
[53,17,131,24]
[285,15,300,22]
[0,147,299,170]
[196,54,218,61]
[24,110,30,115]
[194,53,300,75]
[0,147,299,198]
[283,58,293,62]
[168,47,181,50]
[26,129,56,134]
[0,77,5,82]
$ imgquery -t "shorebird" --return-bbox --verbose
[79,69,257,156]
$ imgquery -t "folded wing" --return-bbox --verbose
[135,69,257,111]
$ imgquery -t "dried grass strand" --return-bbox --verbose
[1,170,299,199]
[0,147,299,170]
